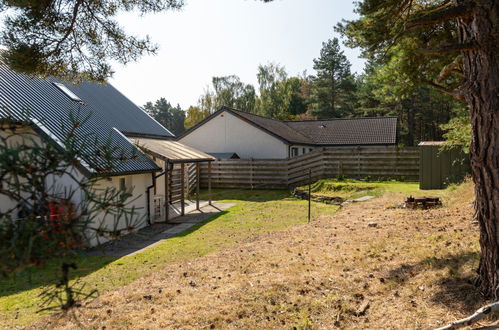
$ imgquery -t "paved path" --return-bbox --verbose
[85,202,235,258]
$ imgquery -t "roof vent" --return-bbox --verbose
[52,82,84,103]
[319,123,327,128]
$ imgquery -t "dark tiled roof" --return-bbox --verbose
[285,117,398,145]
[229,109,312,144]
[0,64,166,176]
[225,107,397,145]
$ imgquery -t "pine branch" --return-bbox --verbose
[436,300,499,330]
[407,2,475,30]
[425,80,466,102]
[416,43,476,55]
[437,55,463,83]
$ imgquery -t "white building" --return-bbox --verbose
[0,64,213,246]
[179,107,398,159]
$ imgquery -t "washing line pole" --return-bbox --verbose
[308,168,311,224]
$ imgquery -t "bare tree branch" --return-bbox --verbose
[436,300,499,330]
[407,2,475,30]
[437,55,463,83]
[416,42,476,55]
[425,80,466,102]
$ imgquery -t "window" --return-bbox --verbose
[52,82,83,103]
[291,147,298,157]
[302,148,306,154]
[309,148,313,152]
[119,178,126,191]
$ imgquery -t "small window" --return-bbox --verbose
[119,178,126,191]
[53,82,83,103]
[291,147,298,157]
[302,148,306,154]
[309,148,313,152]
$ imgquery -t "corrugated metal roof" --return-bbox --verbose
[131,137,215,163]
[0,64,162,175]
[183,107,397,146]
[50,78,173,138]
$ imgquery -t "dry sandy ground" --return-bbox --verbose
[33,184,494,329]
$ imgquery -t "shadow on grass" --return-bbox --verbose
[386,251,482,314]
[0,209,230,299]
[0,254,116,299]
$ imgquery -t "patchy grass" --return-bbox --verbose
[0,189,338,328]
[29,180,492,329]
[297,178,457,200]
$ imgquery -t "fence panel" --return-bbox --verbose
[200,146,419,189]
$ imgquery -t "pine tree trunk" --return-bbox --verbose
[458,0,499,299]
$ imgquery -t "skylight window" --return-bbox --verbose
[53,82,83,103]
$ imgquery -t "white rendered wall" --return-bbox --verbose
[180,110,289,159]
[88,172,151,246]
[0,125,153,246]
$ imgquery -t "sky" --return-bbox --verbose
[110,0,365,109]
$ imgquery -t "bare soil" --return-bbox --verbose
[33,183,495,329]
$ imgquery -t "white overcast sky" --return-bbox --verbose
[110,0,365,109]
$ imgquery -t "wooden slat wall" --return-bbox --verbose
[200,146,419,189]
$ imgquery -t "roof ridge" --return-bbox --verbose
[222,106,314,144]
[284,116,398,123]
[222,106,283,122]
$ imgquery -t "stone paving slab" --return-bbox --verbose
[85,202,235,258]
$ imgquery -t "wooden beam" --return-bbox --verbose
[164,160,169,222]
[208,161,212,206]
[180,163,185,216]
[196,162,200,211]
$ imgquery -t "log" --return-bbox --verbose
[436,301,499,330]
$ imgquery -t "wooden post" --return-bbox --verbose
[196,162,200,211]
[180,162,185,216]
[168,162,173,203]
[164,160,169,222]
[308,168,311,223]
[208,161,212,206]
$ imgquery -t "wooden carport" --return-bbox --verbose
[131,137,215,224]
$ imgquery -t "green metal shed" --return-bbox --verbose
[418,142,470,190]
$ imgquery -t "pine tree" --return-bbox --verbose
[143,98,185,136]
[310,37,355,118]
[339,0,499,298]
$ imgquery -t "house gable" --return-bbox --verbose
[180,110,288,159]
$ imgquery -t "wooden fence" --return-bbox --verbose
[200,146,420,189]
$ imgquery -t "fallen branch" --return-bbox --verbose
[436,300,499,330]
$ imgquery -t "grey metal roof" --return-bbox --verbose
[50,78,173,138]
[181,106,398,146]
[0,64,163,176]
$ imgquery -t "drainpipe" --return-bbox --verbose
[145,170,167,225]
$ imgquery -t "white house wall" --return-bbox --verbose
[180,110,289,159]
[88,172,151,246]
[0,125,153,247]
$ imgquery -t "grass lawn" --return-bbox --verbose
[1,189,339,328]
[296,178,458,200]
[0,180,460,328]
[33,180,486,329]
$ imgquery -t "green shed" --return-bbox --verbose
[418,142,470,190]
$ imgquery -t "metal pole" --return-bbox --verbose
[308,168,311,223]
